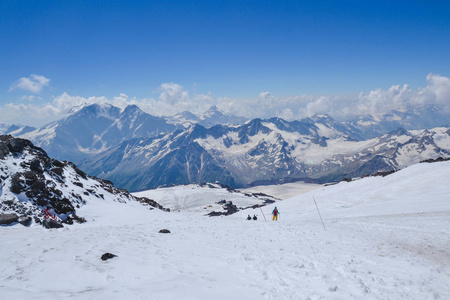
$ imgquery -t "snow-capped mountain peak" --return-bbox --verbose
[81,118,450,192]
[10,103,177,164]
[166,105,248,128]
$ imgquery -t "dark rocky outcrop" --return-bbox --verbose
[421,157,450,163]
[9,168,77,218]
[0,136,47,156]
[0,213,19,225]
[42,219,64,229]
[136,197,170,212]
[0,135,168,227]
[207,201,239,217]
[223,201,238,214]
[62,214,86,225]
[18,216,32,226]
[207,211,225,217]
[101,253,117,261]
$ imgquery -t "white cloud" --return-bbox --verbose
[259,91,272,100]
[350,73,450,116]
[21,95,38,101]
[302,96,329,116]
[159,82,189,105]
[1,73,450,127]
[422,73,450,111]
[279,108,294,120]
[10,74,51,93]
[0,102,60,127]
[230,74,450,120]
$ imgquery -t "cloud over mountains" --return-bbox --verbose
[2,73,450,127]
[9,74,51,94]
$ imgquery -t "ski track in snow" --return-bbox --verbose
[1,162,450,299]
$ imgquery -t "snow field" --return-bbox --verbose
[241,181,323,200]
[2,209,447,299]
[1,161,449,299]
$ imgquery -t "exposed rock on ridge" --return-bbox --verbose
[0,135,166,227]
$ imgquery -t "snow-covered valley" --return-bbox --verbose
[1,161,449,299]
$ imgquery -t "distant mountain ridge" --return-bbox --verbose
[3,103,450,192]
[166,105,248,128]
[80,117,450,191]
[10,103,179,163]
[344,105,450,139]
[2,103,249,164]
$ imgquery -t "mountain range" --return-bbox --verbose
[344,105,450,139]
[2,103,449,192]
[1,104,249,164]
[167,105,248,128]
[81,117,450,191]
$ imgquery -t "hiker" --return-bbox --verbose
[253,214,257,220]
[272,207,279,221]
[247,214,252,220]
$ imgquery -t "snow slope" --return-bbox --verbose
[241,181,323,199]
[133,183,278,214]
[1,161,449,299]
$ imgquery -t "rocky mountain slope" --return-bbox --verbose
[0,135,165,227]
[3,103,449,192]
[3,104,248,166]
[15,103,179,164]
[4,103,448,167]
[81,113,450,191]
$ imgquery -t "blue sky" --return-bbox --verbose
[1,0,450,125]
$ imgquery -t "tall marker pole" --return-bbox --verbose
[313,197,326,231]
[260,206,267,221]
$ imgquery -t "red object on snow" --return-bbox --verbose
[44,208,56,220]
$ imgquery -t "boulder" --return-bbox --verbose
[18,216,32,226]
[0,143,10,159]
[207,211,224,217]
[0,213,19,225]
[10,173,24,194]
[30,159,43,173]
[8,138,27,153]
[224,202,238,214]
[101,253,117,261]
[50,167,64,177]
[159,229,171,234]
[42,219,64,229]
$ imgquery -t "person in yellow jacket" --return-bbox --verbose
[272,207,279,221]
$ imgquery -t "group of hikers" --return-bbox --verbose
[246,206,280,221]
